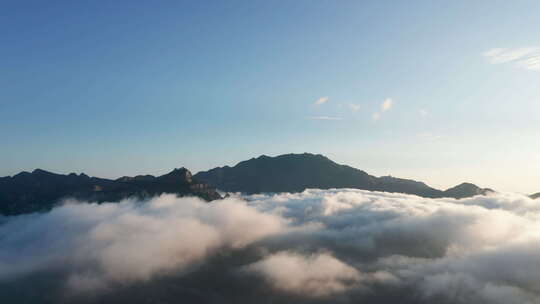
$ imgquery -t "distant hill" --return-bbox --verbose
[0,168,221,216]
[194,153,494,198]
[531,192,540,199]
[443,182,494,199]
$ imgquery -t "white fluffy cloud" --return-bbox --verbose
[245,251,361,297]
[484,47,540,71]
[245,189,540,303]
[0,195,285,292]
[3,189,540,303]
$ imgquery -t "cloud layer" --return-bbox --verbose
[0,195,285,293]
[2,189,540,303]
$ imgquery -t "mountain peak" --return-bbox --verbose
[194,153,443,196]
[32,169,54,175]
[159,167,193,183]
[444,182,494,199]
[13,171,31,178]
[193,153,498,199]
[451,182,478,188]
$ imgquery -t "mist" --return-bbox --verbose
[1,189,540,303]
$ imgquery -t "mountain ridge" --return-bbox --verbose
[0,167,221,216]
[0,153,506,216]
[194,153,495,198]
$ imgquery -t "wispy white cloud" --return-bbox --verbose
[309,116,342,121]
[381,98,393,112]
[348,103,361,112]
[373,98,393,121]
[313,97,329,105]
[483,47,540,71]
[419,109,429,118]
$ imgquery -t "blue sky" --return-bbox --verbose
[2,1,540,193]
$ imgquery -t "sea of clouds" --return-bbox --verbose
[1,189,540,303]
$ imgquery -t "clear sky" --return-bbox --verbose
[2,1,540,193]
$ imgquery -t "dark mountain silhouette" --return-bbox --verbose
[194,153,494,198]
[0,153,497,216]
[0,168,221,216]
[443,182,494,199]
[531,192,540,199]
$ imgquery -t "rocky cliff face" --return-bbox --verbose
[0,168,221,216]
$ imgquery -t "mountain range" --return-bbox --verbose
[194,153,495,198]
[3,152,533,216]
[0,168,221,216]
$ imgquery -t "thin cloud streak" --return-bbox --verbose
[484,47,540,71]
[314,97,329,105]
[309,116,342,121]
